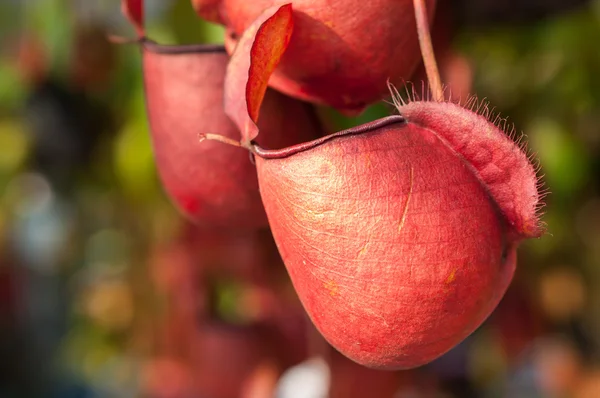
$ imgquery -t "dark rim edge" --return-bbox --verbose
[252,115,406,159]
[141,37,226,54]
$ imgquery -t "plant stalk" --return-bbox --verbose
[413,0,443,102]
[198,133,244,148]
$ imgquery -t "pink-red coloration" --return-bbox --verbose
[398,100,543,239]
[142,43,267,228]
[205,0,542,368]
[224,4,294,144]
[141,358,195,398]
[120,0,320,228]
[253,111,533,368]
[191,0,224,24]
[141,42,320,228]
[199,0,436,112]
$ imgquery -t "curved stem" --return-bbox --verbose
[198,133,246,149]
[106,34,143,45]
[413,0,443,102]
[200,116,407,161]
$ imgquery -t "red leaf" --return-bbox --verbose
[121,0,145,37]
[224,4,294,144]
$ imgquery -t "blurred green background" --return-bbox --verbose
[1,0,600,397]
